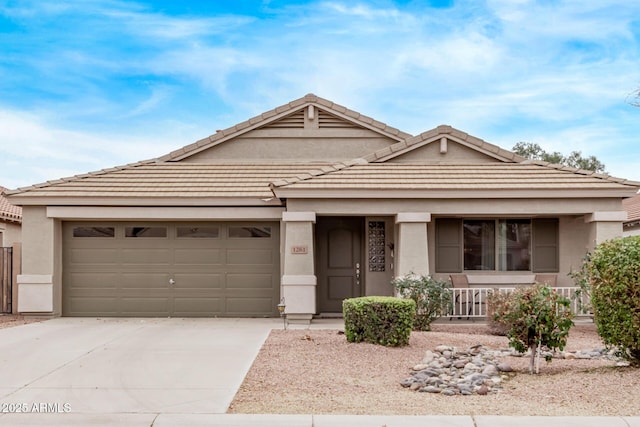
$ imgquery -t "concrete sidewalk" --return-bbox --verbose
[1,413,638,426]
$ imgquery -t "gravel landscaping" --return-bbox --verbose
[0,314,42,329]
[229,322,640,416]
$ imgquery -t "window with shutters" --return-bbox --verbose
[435,218,558,273]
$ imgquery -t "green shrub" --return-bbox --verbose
[342,296,415,347]
[486,290,513,336]
[501,285,574,374]
[585,236,640,365]
[392,274,452,331]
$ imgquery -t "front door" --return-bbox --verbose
[316,217,363,313]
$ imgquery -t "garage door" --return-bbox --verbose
[62,222,280,317]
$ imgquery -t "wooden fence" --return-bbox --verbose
[0,247,12,313]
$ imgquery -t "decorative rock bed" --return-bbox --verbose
[401,344,623,396]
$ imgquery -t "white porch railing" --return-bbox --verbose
[446,287,590,318]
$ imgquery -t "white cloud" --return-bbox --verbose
[0,108,193,188]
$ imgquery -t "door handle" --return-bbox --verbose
[355,263,360,285]
[169,278,176,285]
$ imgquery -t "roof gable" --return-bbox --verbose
[363,125,524,164]
[159,94,412,162]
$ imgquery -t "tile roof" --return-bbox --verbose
[158,94,413,162]
[0,186,22,223]
[272,163,640,193]
[7,162,338,200]
[623,194,640,223]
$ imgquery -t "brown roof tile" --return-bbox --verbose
[0,186,22,223]
[273,163,640,193]
[7,163,336,201]
[623,194,640,223]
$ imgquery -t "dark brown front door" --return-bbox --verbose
[316,217,363,313]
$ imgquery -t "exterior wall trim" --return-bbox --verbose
[585,211,628,223]
[282,212,316,222]
[396,212,432,223]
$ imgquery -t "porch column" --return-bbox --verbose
[395,213,431,277]
[281,212,316,323]
[17,206,61,315]
[584,211,627,250]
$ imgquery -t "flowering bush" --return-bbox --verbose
[392,274,452,331]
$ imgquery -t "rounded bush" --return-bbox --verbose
[586,235,640,365]
[342,296,415,347]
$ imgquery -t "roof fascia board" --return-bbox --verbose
[273,188,640,199]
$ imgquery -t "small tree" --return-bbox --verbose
[501,285,574,374]
[392,274,452,331]
[585,236,640,365]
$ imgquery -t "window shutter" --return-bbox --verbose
[435,218,462,272]
[532,218,559,272]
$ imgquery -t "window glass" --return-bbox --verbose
[177,227,219,238]
[125,227,167,238]
[73,227,115,238]
[498,219,531,271]
[228,226,271,238]
[463,220,495,270]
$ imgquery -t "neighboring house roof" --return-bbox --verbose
[0,186,22,223]
[623,194,640,227]
[158,93,413,162]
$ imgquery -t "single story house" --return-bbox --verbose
[0,186,22,247]
[7,94,639,322]
[623,194,640,236]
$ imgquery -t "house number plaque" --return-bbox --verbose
[291,245,308,254]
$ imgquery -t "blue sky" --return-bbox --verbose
[1,0,639,189]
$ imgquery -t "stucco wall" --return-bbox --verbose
[0,221,21,246]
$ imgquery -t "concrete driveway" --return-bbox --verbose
[0,318,276,420]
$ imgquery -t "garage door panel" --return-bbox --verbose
[67,273,119,289]
[173,298,222,316]
[63,221,280,317]
[121,297,171,315]
[227,249,274,265]
[121,273,169,290]
[174,249,223,265]
[122,249,172,265]
[173,273,222,289]
[226,274,274,290]
[226,298,273,315]
[66,297,120,316]
[67,249,120,266]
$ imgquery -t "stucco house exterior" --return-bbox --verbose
[0,186,22,247]
[6,94,639,321]
[623,194,640,236]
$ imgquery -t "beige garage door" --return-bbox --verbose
[62,222,280,317]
